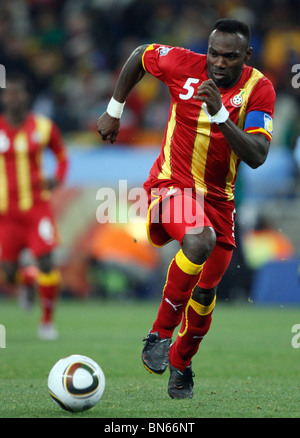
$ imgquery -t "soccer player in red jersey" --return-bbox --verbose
[0,74,68,340]
[97,19,276,398]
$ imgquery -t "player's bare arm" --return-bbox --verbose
[97,44,149,143]
[194,79,270,169]
[217,118,270,169]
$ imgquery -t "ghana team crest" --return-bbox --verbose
[230,89,245,107]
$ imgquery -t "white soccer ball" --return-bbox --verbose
[48,354,105,412]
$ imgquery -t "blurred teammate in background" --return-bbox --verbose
[97,18,276,398]
[0,74,68,340]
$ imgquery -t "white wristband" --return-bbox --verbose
[202,103,229,124]
[107,97,125,119]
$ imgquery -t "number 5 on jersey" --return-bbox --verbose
[179,78,200,100]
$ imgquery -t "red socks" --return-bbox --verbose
[152,249,204,338]
[37,270,61,323]
[151,248,216,371]
[18,265,39,288]
[169,296,215,371]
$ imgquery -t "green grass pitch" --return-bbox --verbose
[0,297,299,418]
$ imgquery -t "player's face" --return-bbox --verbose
[2,80,30,113]
[206,30,252,88]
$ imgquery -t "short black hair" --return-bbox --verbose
[212,18,250,47]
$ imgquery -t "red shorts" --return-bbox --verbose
[145,182,235,288]
[0,201,58,262]
[145,183,236,247]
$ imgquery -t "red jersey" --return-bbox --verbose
[142,44,276,203]
[0,113,68,214]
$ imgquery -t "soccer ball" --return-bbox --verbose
[48,354,105,412]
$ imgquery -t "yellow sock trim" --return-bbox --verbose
[175,249,204,275]
[37,269,61,287]
[179,296,216,337]
[190,295,216,316]
[179,302,190,337]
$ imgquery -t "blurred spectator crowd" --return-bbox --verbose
[0,0,299,146]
